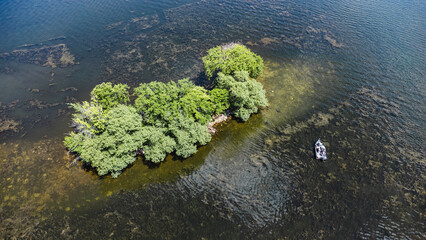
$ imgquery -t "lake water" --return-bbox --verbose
[0,0,424,238]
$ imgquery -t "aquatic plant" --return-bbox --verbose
[202,43,264,79]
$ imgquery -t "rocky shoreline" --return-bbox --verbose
[207,114,229,135]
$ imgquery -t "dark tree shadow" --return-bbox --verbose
[192,70,216,90]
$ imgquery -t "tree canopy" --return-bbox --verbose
[64,44,268,178]
[65,81,219,177]
[202,43,264,79]
[91,82,130,111]
[134,78,221,126]
[216,71,268,121]
[79,104,146,178]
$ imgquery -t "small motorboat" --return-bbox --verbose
[314,139,327,160]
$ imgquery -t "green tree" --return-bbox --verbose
[134,79,215,159]
[91,82,130,111]
[202,43,264,79]
[134,80,182,127]
[179,86,215,124]
[134,78,218,126]
[68,101,109,135]
[168,116,211,158]
[64,131,86,154]
[79,105,143,177]
[209,88,230,114]
[216,71,268,121]
[78,105,176,177]
[137,126,175,163]
[64,43,268,178]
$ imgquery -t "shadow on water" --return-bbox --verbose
[97,142,214,195]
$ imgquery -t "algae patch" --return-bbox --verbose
[0,118,22,133]
[257,59,337,125]
[0,44,75,68]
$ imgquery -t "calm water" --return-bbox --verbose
[0,0,425,239]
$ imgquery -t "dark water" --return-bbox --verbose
[0,0,425,239]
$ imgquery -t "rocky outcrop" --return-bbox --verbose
[207,114,229,135]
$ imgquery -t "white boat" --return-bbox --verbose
[315,139,327,160]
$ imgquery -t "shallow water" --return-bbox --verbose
[0,0,425,239]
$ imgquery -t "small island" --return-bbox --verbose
[64,43,268,177]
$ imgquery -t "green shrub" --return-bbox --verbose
[202,43,264,79]
[216,71,268,121]
[91,82,130,111]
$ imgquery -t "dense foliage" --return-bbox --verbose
[79,105,146,177]
[134,79,219,126]
[202,43,264,79]
[65,81,218,177]
[168,116,211,158]
[216,71,268,121]
[67,101,108,135]
[90,82,130,111]
[209,88,230,115]
[65,44,268,177]
[79,105,175,177]
[134,79,214,158]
